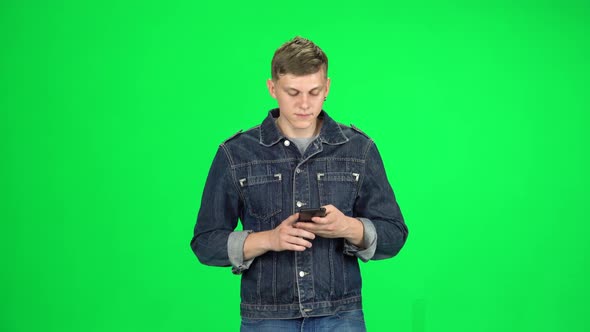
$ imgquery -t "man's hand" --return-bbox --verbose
[268,213,316,252]
[243,213,316,260]
[294,204,365,247]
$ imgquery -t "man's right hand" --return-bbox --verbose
[268,213,316,252]
[243,213,316,260]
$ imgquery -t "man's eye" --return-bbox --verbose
[310,91,320,96]
[288,92,299,96]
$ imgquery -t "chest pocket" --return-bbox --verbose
[239,173,283,220]
[317,172,360,215]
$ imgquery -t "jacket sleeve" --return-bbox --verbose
[343,218,377,262]
[190,145,242,267]
[354,141,408,260]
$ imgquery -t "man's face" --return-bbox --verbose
[267,70,330,137]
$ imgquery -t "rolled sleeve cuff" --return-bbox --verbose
[228,230,254,275]
[343,218,377,262]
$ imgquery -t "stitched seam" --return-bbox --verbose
[220,143,245,202]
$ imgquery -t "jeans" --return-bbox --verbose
[240,310,367,332]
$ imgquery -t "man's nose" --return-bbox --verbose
[300,94,310,110]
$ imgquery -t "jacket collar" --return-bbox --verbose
[259,108,349,147]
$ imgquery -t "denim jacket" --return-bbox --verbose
[191,109,408,319]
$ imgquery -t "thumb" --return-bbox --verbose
[283,213,300,225]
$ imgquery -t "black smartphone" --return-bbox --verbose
[298,207,326,222]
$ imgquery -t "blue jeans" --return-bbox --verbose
[240,310,367,332]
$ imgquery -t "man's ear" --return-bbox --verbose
[325,77,331,97]
[267,79,277,99]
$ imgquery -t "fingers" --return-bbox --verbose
[309,205,334,223]
[286,236,313,249]
[312,204,342,223]
[322,204,335,213]
[310,216,327,223]
[276,231,312,252]
[309,213,332,224]
[283,213,315,238]
[271,213,315,252]
[293,228,315,240]
[295,205,345,239]
[282,213,300,226]
[283,226,315,244]
[294,221,322,235]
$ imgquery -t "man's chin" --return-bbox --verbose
[294,123,315,130]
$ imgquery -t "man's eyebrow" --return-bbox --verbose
[283,86,323,92]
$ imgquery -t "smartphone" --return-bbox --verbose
[298,207,326,222]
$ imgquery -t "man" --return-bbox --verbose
[190,36,408,331]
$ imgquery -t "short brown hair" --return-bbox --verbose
[271,36,328,81]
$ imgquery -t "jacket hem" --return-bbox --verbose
[240,295,362,319]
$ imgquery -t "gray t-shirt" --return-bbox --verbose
[288,135,318,155]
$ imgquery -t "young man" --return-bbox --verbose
[190,36,408,331]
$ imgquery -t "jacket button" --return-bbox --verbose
[296,201,303,207]
[299,271,305,277]
[284,140,290,146]
[296,168,301,174]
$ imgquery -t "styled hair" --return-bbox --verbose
[271,36,328,81]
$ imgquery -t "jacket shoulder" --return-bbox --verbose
[350,124,372,139]
[338,123,373,141]
[220,125,261,146]
[221,129,243,144]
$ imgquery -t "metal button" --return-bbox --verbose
[284,140,290,146]
[296,201,303,207]
[299,271,305,277]
[303,308,313,312]
[296,168,301,174]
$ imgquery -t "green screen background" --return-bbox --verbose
[1,1,588,331]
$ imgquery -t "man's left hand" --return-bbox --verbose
[293,204,365,247]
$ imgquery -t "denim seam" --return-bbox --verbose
[220,143,245,203]
[230,157,366,169]
[240,295,362,311]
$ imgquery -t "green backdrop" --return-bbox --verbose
[1,1,588,331]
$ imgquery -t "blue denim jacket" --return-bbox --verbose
[191,109,408,319]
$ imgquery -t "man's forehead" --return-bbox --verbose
[276,72,327,89]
